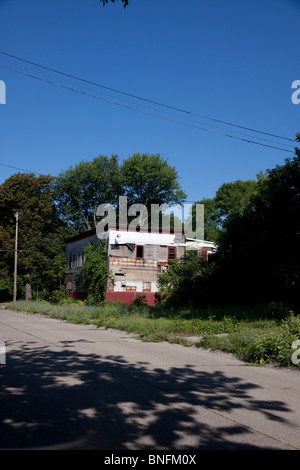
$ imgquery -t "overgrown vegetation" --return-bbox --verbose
[6,299,300,368]
[159,136,300,308]
[199,312,300,367]
[82,241,109,305]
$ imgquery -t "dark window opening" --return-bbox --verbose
[168,247,176,260]
[136,245,144,258]
[111,244,120,250]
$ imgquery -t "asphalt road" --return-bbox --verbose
[0,309,299,450]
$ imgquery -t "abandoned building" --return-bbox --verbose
[64,226,217,305]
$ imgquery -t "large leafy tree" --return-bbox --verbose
[121,153,187,229]
[159,133,300,307]
[191,180,258,243]
[191,198,221,243]
[0,173,66,301]
[53,154,122,232]
[211,134,300,305]
[215,179,259,222]
[54,153,187,231]
[121,153,186,208]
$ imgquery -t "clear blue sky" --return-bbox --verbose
[0,0,299,203]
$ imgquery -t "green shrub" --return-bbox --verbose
[198,312,300,367]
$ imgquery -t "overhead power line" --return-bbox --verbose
[0,162,46,176]
[0,64,295,155]
[0,50,296,143]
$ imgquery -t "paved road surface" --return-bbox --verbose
[0,309,299,450]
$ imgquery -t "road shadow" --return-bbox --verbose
[0,339,292,450]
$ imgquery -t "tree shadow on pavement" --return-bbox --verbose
[0,339,292,450]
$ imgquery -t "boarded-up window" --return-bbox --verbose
[143,282,151,292]
[126,286,136,292]
[168,247,176,260]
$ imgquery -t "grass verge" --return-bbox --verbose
[4,299,300,368]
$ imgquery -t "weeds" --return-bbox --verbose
[197,312,300,367]
[5,300,300,368]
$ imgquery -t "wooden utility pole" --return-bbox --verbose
[13,212,18,302]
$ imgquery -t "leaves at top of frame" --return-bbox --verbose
[101,0,129,8]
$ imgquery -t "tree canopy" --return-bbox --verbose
[0,173,66,300]
[215,179,259,221]
[53,153,187,232]
[191,179,259,244]
[159,133,300,308]
[53,154,122,232]
[121,153,186,208]
[216,138,300,305]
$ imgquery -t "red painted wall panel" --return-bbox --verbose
[68,291,157,306]
[106,291,157,306]
[68,291,88,300]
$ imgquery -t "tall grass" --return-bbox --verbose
[5,299,300,368]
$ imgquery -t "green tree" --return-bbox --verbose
[83,241,109,304]
[53,154,122,232]
[190,180,258,244]
[54,153,187,232]
[0,173,66,300]
[192,198,221,243]
[215,179,259,222]
[121,153,186,208]
[121,153,187,228]
[215,134,300,305]
[159,133,300,308]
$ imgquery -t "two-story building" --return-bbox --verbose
[64,226,216,305]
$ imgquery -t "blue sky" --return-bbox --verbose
[0,0,299,203]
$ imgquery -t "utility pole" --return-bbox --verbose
[13,212,18,302]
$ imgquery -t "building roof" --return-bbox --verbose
[65,226,218,251]
[97,229,178,246]
[65,224,185,244]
